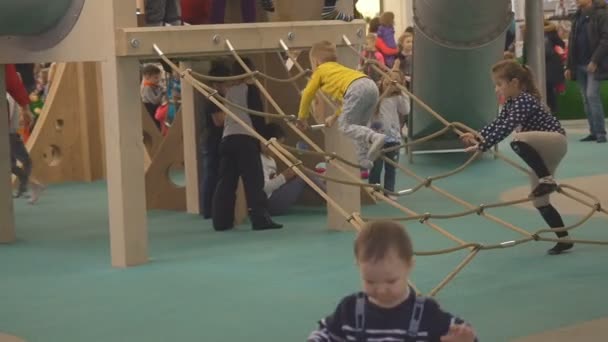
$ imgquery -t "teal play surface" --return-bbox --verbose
[1,131,607,341]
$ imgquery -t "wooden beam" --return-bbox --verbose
[0,66,16,243]
[102,56,148,267]
[325,47,362,230]
[99,0,148,267]
[180,61,200,215]
[116,21,366,58]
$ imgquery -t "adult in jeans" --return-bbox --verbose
[565,0,608,143]
[211,60,281,231]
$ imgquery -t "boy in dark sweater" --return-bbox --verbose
[211,58,281,231]
[308,221,477,342]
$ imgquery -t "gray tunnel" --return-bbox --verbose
[0,0,86,50]
[410,0,514,145]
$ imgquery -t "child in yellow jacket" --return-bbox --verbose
[297,41,387,169]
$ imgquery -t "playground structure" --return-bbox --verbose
[1,0,608,307]
[0,0,368,264]
[18,59,231,213]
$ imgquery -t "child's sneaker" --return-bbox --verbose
[367,134,387,162]
[547,240,574,255]
[27,182,44,204]
[360,159,374,170]
[532,176,558,197]
[13,184,27,198]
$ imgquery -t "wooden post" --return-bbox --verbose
[101,0,148,267]
[94,62,107,180]
[0,66,16,243]
[325,47,362,230]
[180,61,200,215]
[76,62,94,181]
[77,62,105,182]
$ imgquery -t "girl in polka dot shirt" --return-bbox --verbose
[460,60,572,255]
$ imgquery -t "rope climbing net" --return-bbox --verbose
[153,35,608,297]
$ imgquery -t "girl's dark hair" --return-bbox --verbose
[380,11,395,26]
[232,57,256,76]
[491,60,542,101]
[368,17,380,34]
[142,64,162,76]
[209,60,231,78]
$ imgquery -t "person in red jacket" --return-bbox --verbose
[5,65,30,108]
[5,64,43,203]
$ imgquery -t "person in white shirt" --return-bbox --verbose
[261,123,326,216]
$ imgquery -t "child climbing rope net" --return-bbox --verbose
[153,36,608,296]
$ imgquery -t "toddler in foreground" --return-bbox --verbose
[308,221,477,342]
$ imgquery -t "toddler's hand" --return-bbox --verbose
[296,119,309,131]
[440,324,476,342]
[325,115,338,128]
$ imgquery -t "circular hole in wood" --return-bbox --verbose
[43,145,62,167]
[55,119,64,131]
[167,162,186,188]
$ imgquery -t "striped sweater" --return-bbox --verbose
[308,289,476,342]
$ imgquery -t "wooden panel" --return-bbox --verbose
[94,62,107,179]
[22,62,104,184]
[180,61,200,214]
[26,63,87,184]
[115,21,365,58]
[141,103,163,158]
[0,66,15,243]
[77,62,105,182]
[145,110,186,211]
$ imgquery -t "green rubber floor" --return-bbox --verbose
[1,132,607,342]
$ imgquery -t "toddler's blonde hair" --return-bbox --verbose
[310,40,338,64]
